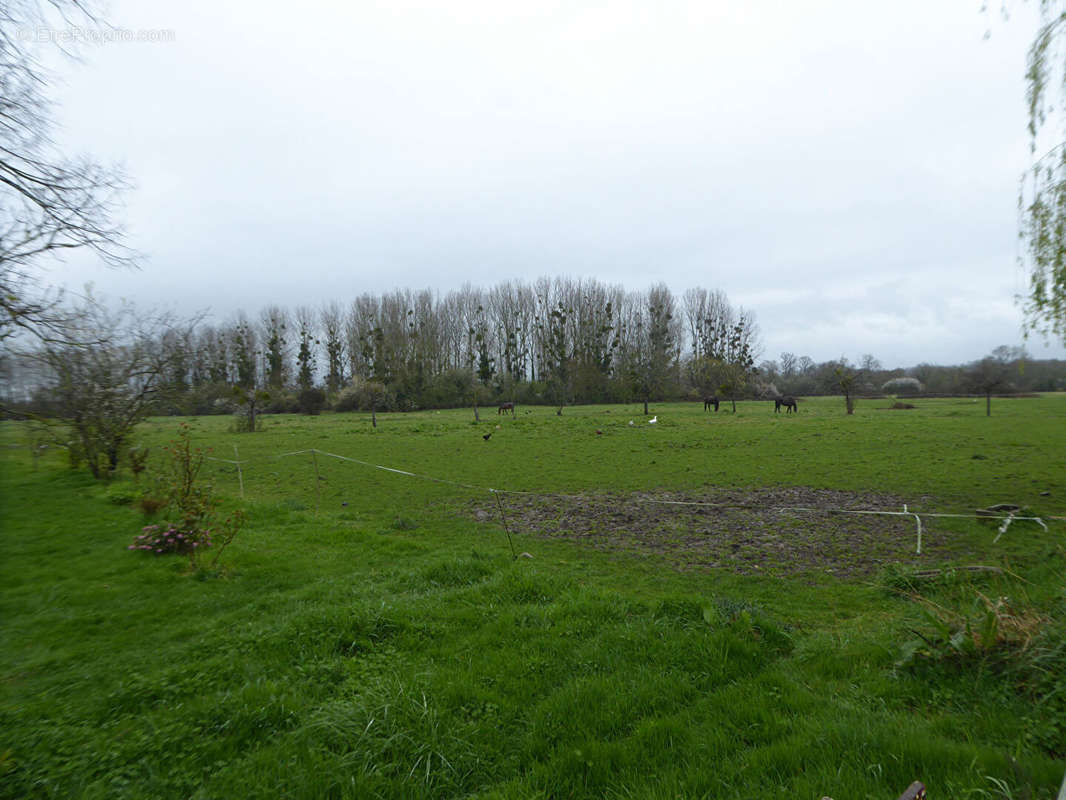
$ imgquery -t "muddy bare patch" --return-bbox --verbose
[469,487,975,577]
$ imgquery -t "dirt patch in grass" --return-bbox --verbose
[469,487,976,577]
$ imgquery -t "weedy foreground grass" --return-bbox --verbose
[1,395,1064,799]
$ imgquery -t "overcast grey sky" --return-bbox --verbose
[36,0,1066,368]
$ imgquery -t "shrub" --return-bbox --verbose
[897,591,1047,668]
[128,446,149,482]
[897,590,1064,755]
[184,382,236,415]
[136,495,167,516]
[232,387,270,433]
[297,387,327,415]
[263,392,299,414]
[332,385,361,412]
[128,524,209,555]
[333,377,392,412]
[233,407,262,433]
[129,424,245,571]
[213,396,237,414]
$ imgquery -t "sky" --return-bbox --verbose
[30,0,1066,368]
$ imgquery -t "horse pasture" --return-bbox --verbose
[1,394,1064,799]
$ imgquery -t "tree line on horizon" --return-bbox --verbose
[5,278,755,416]
[5,278,1065,427]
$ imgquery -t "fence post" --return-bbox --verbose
[234,444,245,499]
[311,449,321,516]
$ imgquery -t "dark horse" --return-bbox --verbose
[498,402,516,417]
[774,396,797,414]
[703,395,720,411]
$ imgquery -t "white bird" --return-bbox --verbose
[628,420,635,426]
[649,416,658,424]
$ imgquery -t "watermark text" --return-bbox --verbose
[18,26,176,45]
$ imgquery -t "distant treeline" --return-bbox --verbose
[4,278,1064,417]
[760,347,1066,399]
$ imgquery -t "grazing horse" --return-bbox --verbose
[498,401,516,417]
[703,395,720,411]
[774,396,797,414]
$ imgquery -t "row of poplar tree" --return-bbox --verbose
[150,277,761,414]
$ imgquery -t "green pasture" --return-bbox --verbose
[1,394,1064,799]
[144,393,1065,509]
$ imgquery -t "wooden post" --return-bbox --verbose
[234,444,244,499]
[311,449,321,516]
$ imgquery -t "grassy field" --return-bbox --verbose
[1,395,1064,799]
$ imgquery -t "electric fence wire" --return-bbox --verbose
[205,448,1060,555]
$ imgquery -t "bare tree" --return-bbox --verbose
[779,352,798,378]
[378,289,413,392]
[408,288,442,388]
[712,314,759,412]
[345,294,378,379]
[570,279,620,403]
[489,280,530,387]
[860,353,882,373]
[1,1,135,345]
[536,287,572,414]
[158,326,193,407]
[683,292,760,410]
[682,287,733,363]
[433,291,456,372]
[828,357,863,415]
[33,299,193,478]
[198,325,228,385]
[626,284,680,415]
[967,346,1019,417]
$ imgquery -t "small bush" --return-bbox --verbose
[130,424,245,571]
[898,591,1047,669]
[297,387,327,415]
[263,392,299,414]
[128,524,210,555]
[333,377,392,413]
[128,446,150,481]
[136,495,167,517]
[233,407,263,433]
